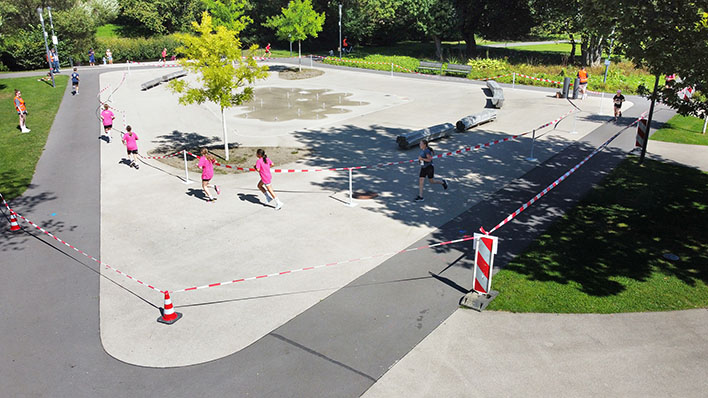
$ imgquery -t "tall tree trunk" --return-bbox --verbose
[464,32,476,60]
[569,33,576,64]
[433,35,443,61]
[221,107,229,161]
[581,34,604,67]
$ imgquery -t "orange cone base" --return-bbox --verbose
[157,311,182,325]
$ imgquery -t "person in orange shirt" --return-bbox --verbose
[577,67,589,99]
[14,89,30,133]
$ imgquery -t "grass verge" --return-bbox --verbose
[0,75,68,200]
[650,114,708,146]
[486,156,708,313]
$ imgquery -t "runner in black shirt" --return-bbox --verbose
[613,89,625,120]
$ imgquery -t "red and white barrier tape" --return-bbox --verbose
[127,60,182,68]
[479,110,649,235]
[181,109,574,174]
[138,151,183,160]
[171,234,477,293]
[1,194,164,294]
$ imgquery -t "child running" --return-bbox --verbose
[100,104,115,142]
[121,125,140,169]
[415,139,447,201]
[71,68,80,95]
[255,149,283,210]
[197,148,220,202]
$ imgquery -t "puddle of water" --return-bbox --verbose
[238,87,368,122]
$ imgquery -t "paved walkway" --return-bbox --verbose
[1,61,704,397]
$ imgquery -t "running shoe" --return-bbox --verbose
[275,202,283,210]
[215,185,221,195]
[442,179,448,190]
[414,196,424,201]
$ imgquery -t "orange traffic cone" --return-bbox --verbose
[9,210,20,232]
[157,291,182,325]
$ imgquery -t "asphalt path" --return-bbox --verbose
[0,66,676,397]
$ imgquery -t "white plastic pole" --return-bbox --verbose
[183,150,192,184]
[310,55,313,68]
[526,129,538,162]
[570,112,578,134]
[703,115,707,134]
[127,60,131,75]
[347,168,357,207]
[512,72,516,89]
[391,63,394,77]
[600,92,604,115]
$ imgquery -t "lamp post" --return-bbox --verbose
[338,4,342,59]
[47,6,60,73]
[37,7,55,88]
[603,29,615,83]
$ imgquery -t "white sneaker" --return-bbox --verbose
[275,201,283,210]
[21,127,30,133]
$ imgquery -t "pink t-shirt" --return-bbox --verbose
[198,156,214,180]
[122,132,138,150]
[256,157,274,184]
[101,109,114,126]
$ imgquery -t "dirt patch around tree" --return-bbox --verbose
[148,146,310,175]
[277,67,324,80]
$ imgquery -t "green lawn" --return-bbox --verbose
[0,76,68,200]
[506,43,575,53]
[487,156,708,313]
[650,114,708,146]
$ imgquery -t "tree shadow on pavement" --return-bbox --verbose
[151,130,222,154]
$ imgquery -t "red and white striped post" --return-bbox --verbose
[636,118,648,148]
[473,233,498,294]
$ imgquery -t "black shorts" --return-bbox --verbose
[614,103,622,108]
[72,81,79,85]
[419,166,434,178]
[104,124,112,129]
[127,149,138,155]
[202,178,211,182]
[17,111,27,115]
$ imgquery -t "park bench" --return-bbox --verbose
[446,64,472,76]
[396,123,456,149]
[486,80,504,108]
[418,61,444,75]
[456,110,497,132]
[140,78,163,91]
[161,69,187,82]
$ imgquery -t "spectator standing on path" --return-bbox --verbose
[13,89,30,133]
[255,149,283,210]
[613,89,625,121]
[121,126,140,169]
[414,139,447,201]
[71,68,80,95]
[577,66,589,99]
[161,48,167,66]
[52,49,60,73]
[342,37,351,54]
[197,148,220,202]
[100,104,115,142]
[106,48,113,64]
[88,48,95,66]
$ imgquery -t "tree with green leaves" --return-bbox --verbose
[613,1,708,160]
[409,0,458,61]
[118,0,202,35]
[265,0,325,71]
[200,0,252,32]
[168,12,268,160]
[530,0,616,66]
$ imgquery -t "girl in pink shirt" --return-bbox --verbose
[121,125,140,169]
[100,104,115,142]
[255,149,283,210]
[197,148,220,201]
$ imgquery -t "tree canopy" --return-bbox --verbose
[169,11,268,160]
